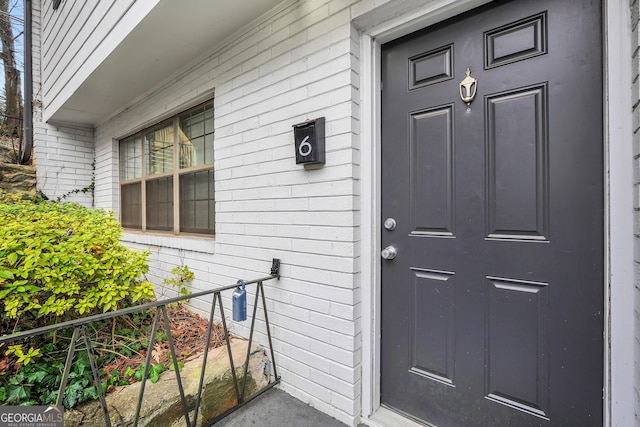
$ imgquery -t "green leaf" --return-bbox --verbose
[0,269,14,279]
[26,370,48,383]
[148,364,164,383]
[63,391,77,408]
[63,381,84,408]
[84,385,98,401]
[41,389,59,406]
[40,373,60,389]
[6,384,29,403]
[168,360,185,372]
[74,352,89,376]
[134,364,145,382]
[7,252,18,265]
[12,370,26,384]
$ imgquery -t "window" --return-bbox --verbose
[119,101,214,235]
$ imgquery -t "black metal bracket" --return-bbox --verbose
[271,258,281,278]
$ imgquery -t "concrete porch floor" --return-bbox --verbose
[212,388,366,427]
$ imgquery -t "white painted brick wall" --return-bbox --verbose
[632,0,640,425]
[34,0,413,424]
[32,0,94,206]
[32,123,95,205]
[87,1,366,423]
[31,0,640,424]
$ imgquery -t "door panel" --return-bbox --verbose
[486,84,548,240]
[380,1,603,426]
[410,105,455,236]
[485,276,549,417]
[411,267,456,384]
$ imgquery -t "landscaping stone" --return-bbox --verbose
[64,339,271,427]
[0,144,35,195]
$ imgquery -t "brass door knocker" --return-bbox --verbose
[459,68,477,105]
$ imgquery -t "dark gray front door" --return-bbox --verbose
[380,1,603,426]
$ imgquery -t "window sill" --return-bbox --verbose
[121,230,215,254]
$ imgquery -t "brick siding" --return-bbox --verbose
[91,1,363,424]
[31,0,94,205]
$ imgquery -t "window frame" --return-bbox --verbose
[118,101,215,236]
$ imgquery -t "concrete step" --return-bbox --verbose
[214,388,354,427]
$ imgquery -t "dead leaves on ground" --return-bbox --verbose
[101,305,227,382]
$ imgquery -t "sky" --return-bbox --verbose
[0,0,25,107]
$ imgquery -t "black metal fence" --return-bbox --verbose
[0,258,282,427]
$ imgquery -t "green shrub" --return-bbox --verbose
[0,191,154,332]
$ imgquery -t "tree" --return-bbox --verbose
[0,0,22,140]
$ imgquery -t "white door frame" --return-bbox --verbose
[358,1,634,426]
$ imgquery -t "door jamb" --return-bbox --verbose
[358,1,634,426]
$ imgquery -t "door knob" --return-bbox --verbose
[384,218,397,230]
[381,245,398,260]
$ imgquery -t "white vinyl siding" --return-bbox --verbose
[41,0,159,121]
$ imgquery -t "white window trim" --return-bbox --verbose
[358,1,634,426]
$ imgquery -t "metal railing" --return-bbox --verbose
[0,258,282,427]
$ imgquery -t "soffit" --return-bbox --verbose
[47,0,283,127]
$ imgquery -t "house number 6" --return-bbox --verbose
[298,135,312,156]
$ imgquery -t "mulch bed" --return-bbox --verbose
[101,305,227,382]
